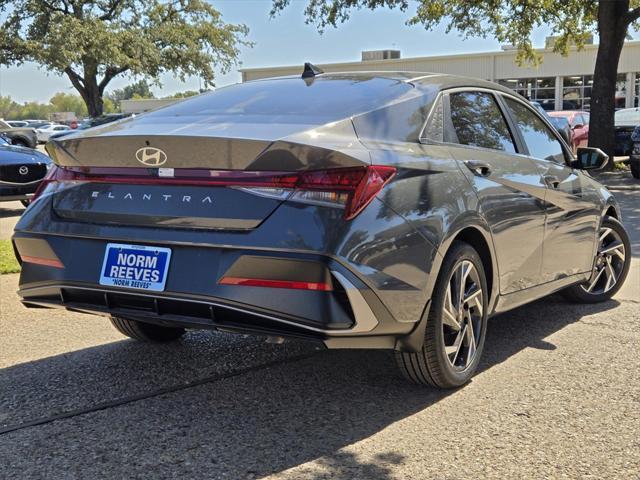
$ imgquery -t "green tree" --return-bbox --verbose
[272,0,640,161]
[18,101,53,120]
[49,92,89,117]
[1,0,250,117]
[0,96,21,119]
[107,79,155,105]
[165,90,203,99]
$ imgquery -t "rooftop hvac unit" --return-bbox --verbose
[361,50,401,61]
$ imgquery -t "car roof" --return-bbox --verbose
[245,71,522,96]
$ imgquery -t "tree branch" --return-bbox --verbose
[624,6,640,24]
[98,66,129,93]
[99,0,124,21]
[41,0,69,15]
[64,67,86,93]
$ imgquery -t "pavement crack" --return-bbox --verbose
[0,350,320,436]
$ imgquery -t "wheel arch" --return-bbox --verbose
[395,219,500,353]
[604,204,620,221]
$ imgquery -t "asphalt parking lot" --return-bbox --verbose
[0,179,638,478]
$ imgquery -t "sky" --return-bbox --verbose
[0,0,591,103]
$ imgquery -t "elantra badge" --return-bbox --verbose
[135,147,167,167]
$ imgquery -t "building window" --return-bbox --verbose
[498,77,556,110]
[562,74,627,111]
[635,74,639,107]
[615,74,628,109]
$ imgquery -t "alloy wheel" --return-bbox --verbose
[581,226,626,295]
[442,260,483,371]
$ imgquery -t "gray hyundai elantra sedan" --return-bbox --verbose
[13,66,631,388]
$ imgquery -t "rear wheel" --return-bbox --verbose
[631,162,640,179]
[110,316,186,342]
[395,242,488,388]
[562,217,630,303]
[11,138,29,148]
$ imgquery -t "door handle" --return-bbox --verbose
[543,174,560,188]
[464,160,492,177]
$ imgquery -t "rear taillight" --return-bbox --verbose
[293,166,396,219]
[31,165,395,220]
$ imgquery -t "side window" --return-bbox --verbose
[422,96,444,142]
[504,97,567,164]
[447,91,516,153]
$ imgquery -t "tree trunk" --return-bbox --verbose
[589,0,629,169]
[64,64,105,118]
[84,80,104,117]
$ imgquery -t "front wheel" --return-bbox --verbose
[110,316,186,342]
[395,242,488,388]
[562,217,630,303]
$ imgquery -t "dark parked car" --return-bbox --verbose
[0,135,52,206]
[0,119,38,148]
[48,113,134,141]
[614,107,640,157]
[13,70,630,388]
[530,102,572,146]
[630,126,640,179]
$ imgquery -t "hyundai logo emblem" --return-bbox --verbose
[18,166,29,175]
[135,147,167,167]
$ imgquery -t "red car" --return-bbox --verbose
[548,111,590,152]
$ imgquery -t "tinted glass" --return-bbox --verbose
[353,91,437,142]
[148,77,416,124]
[505,98,566,163]
[448,92,516,153]
[422,96,444,142]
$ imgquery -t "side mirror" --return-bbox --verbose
[575,147,609,170]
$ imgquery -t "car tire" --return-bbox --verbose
[11,138,29,147]
[561,217,631,304]
[110,316,186,342]
[395,241,488,388]
[631,162,640,179]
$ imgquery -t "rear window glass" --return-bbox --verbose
[353,89,437,142]
[149,77,416,124]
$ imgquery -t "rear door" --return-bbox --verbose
[500,96,599,282]
[444,90,547,294]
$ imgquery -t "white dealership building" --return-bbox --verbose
[240,38,640,112]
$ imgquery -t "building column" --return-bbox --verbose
[554,76,563,111]
[626,72,635,108]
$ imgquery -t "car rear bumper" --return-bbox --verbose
[13,232,415,349]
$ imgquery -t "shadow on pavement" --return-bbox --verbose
[0,294,619,478]
[0,205,24,219]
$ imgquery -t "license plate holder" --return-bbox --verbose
[99,243,172,292]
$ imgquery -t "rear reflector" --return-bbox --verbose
[219,276,333,291]
[31,165,396,220]
[21,255,64,269]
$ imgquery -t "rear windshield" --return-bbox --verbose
[148,76,416,123]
